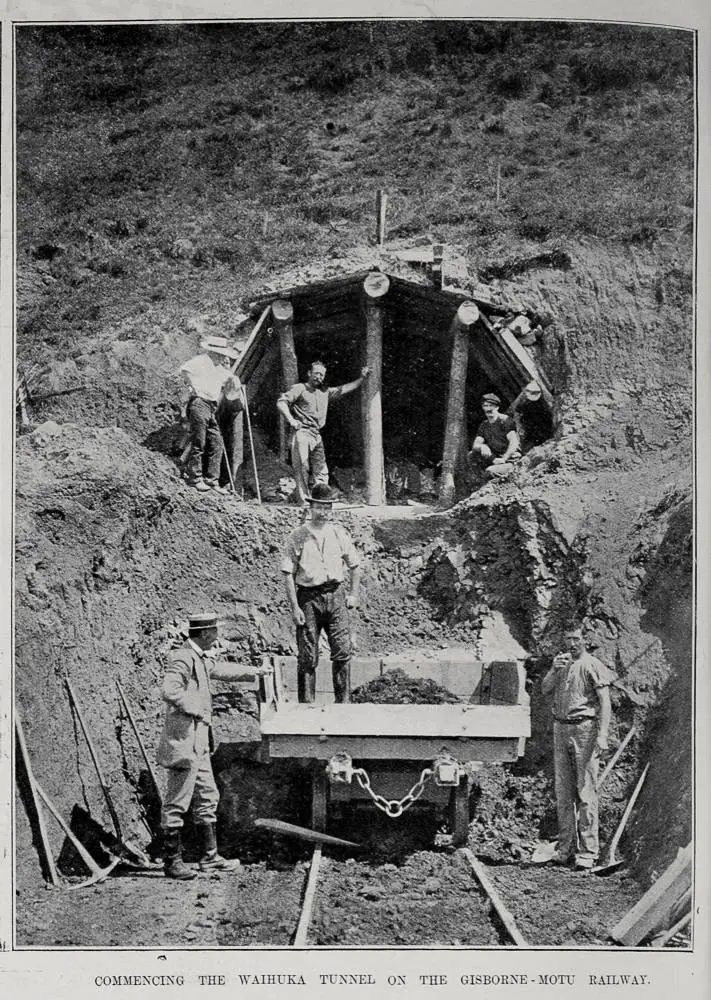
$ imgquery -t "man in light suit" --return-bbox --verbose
[156,612,263,879]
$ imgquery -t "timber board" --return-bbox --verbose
[261,735,522,761]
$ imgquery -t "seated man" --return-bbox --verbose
[468,392,521,479]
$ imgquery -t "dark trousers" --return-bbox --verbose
[185,397,223,485]
[296,584,352,703]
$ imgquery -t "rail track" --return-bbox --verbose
[284,844,528,948]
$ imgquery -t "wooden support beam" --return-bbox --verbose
[439,302,480,505]
[362,273,389,505]
[375,189,388,246]
[610,844,692,946]
[273,299,298,461]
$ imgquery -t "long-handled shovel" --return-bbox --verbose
[15,715,59,887]
[116,680,163,809]
[240,385,262,504]
[16,714,118,890]
[593,762,649,875]
[65,677,152,869]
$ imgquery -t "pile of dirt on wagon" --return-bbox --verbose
[351,668,461,704]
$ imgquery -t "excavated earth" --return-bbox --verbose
[15,237,694,949]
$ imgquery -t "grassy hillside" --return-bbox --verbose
[17,22,694,375]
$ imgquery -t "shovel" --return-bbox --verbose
[593,762,649,875]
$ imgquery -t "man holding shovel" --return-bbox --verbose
[541,627,614,870]
[157,612,264,879]
[178,337,242,493]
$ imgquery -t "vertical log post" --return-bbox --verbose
[439,301,480,506]
[273,298,298,462]
[375,189,388,246]
[362,272,390,505]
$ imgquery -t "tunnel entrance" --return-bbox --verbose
[238,270,554,503]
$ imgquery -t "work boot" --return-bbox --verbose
[188,478,211,493]
[332,660,351,704]
[297,670,316,703]
[197,823,241,872]
[162,829,196,880]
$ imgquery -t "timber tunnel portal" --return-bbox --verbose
[237,270,554,503]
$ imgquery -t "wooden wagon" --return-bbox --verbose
[255,652,531,846]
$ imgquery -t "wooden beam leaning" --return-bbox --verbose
[273,298,298,462]
[439,301,480,505]
[362,272,389,505]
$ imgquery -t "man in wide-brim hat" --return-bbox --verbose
[280,484,362,703]
[178,336,242,494]
[156,611,265,879]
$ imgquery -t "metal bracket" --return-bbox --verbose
[326,752,354,784]
[432,753,464,787]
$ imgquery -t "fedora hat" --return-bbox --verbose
[200,336,240,361]
[305,484,338,504]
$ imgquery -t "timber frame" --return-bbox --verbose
[235,268,553,504]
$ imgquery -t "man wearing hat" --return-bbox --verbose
[277,359,371,506]
[509,381,555,450]
[156,612,261,879]
[281,484,362,703]
[468,392,522,478]
[178,337,242,493]
[541,627,614,869]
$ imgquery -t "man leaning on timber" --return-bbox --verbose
[277,359,370,506]
[541,626,614,870]
[179,337,242,493]
[281,484,362,703]
[156,612,265,879]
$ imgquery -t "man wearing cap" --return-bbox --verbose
[179,337,242,493]
[157,612,263,879]
[468,392,521,479]
[277,360,371,506]
[509,381,555,450]
[281,484,362,703]
[541,627,614,869]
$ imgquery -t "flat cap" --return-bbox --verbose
[481,392,501,406]
[188,612,219,631]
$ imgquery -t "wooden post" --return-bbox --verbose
[273,298,298,462]
[362,272,389,505]
[439,301,480,505]
[375,189,388,246]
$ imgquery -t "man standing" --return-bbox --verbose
[179,337,242,493]
[541,627,613,869]
[156,612,261,879]
[281,484,362,703]
[468,392,521,479]
[277,360,370,506]
[509,380,555,450]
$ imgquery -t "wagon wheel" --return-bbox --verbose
[449,774,471,847]
[311,763,329,832]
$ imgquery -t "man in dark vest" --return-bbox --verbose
[468,392,522,480]
[156,612,263,879]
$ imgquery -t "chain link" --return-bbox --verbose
[352,766,434,818]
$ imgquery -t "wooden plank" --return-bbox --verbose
[248,272,371,314]
[440,302,478,504]
[263,735,523,761]
[235,305,271,380]
[461,848,528,946]
[259,703,531,738]
[272,654,487,702]
[610,844,692,945]
[293,846,322,947]
[363,275,388,505]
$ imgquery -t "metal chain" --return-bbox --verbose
[352,766,433,818]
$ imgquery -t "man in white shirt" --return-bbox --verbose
[179,337,241,493]
[280,484,362,702]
